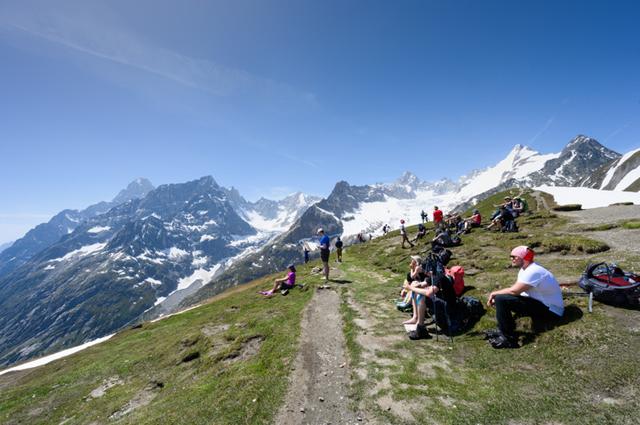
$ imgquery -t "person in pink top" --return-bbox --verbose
[260,264,296,296]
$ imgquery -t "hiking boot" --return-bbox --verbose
[483,329,502,340]
[489,334,519,349]
[408,324,432,340]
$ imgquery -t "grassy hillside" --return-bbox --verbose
[1,189,639,424]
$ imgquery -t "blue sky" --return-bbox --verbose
[1,0,639,243]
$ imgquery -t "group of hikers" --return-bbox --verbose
[260,195,565,349]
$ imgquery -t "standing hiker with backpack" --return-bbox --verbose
[334,236,343,263]
[485,246,564,348]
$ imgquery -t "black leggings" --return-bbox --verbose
[495,294,561,338]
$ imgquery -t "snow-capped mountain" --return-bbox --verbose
[525,135,620,186]
[581,147,640,191]
[0,178,155,277]
[0,176,318,367]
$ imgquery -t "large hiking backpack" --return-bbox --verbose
[431,295,485,336]
[579,263,640,307]
[445,266,465,297]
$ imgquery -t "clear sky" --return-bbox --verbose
[1,0,639,243]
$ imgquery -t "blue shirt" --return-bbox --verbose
[319,235,330,250]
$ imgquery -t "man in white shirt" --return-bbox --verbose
[486,246,564,349]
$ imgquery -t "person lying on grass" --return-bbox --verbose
[259,264,296,296]
[485,246,564,348]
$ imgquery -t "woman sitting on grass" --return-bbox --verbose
[260,264,296,296]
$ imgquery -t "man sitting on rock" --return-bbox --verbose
[486,246,564,348]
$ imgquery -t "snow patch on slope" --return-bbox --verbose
[535,185,640,208]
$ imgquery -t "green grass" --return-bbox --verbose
[622,220,640,230]
[2,188,639,424]
[0,266,323,425]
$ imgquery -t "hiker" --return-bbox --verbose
[431,228,453,248]
[511,197,524,217]
[302,242,310,264]
[412,223,427,242]
[317,228,330,281]
[402,270,457,340]
[335,236,343,262]
[486,206,514,231]
[460,209,482,234]
[382,224,389,235]
[433,206,444,231]
[400,255,427,325]
[420,209,428,223]
[485,246,564,348]
[400,219,414,248]
[260,264,297,296]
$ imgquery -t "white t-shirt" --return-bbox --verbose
[517,262,564,316]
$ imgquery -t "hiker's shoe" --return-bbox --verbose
[408,324,432,340]
[489,334,519,349]
[483,329,502,340]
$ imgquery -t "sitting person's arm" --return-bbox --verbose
[487,281,530,307]
[403,281,438,297]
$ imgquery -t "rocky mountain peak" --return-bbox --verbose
[112,178,154,204]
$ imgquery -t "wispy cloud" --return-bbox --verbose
[528,115,556,145]
[0,4,314,102]
[604,122,632,142]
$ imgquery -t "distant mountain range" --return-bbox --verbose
[1,134,638,367]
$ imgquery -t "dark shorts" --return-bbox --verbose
[320,248,330,262]
[282,282,295,290]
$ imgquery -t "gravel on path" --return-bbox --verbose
[273,287,367,425]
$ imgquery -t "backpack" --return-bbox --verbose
[445,265,465,297]
[430,295,485,336]
[450,235,462,246]
[579,262,640,307]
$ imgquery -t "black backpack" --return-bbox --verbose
[579,263,640,307]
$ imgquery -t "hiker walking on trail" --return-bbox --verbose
[317,228,331,281]
[335,236,343,263]
[485,246,564,349]
[400,219,414,248]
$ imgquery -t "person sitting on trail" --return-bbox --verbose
[433,206,444,230]
[412,223,428,242]
[460,209,482,234]
[400,255,427,326]
[402,270,457,340]
[485,246,564,348]
[400,219,414,248]
[446,213,462,232]
[335,236,343,263]
[486,206,514,231]
[260,264,297,296]
[431,228,453,248]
